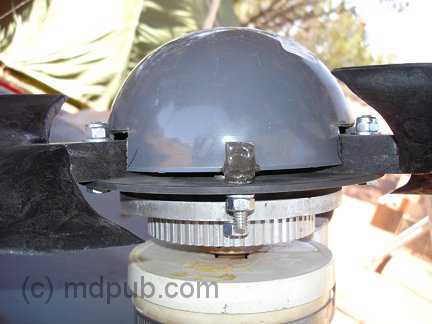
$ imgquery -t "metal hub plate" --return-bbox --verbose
[89,171,380,195]
[124,191,340,247]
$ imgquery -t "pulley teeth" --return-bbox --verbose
[148,216,315,247]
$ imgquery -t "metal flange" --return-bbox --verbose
[123,191,340,247]
[121,191,341,222]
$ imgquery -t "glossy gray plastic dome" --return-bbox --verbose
[110,28,353,173]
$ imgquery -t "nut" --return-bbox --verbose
[355,115,379,135]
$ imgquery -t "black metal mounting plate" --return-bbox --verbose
[89,171,381,195]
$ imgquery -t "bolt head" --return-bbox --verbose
[226,195,255,212]
[86,122,110,141]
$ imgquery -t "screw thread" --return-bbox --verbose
[233,211,248,236]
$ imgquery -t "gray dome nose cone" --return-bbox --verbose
[110,28,352,173]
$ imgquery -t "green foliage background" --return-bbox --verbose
[0,0,402,110]
[233,0,397,69]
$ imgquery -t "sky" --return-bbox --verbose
[351,0,432,62]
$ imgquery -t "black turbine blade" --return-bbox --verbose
[0,94,65,145]
[0,94,143,254]
[333,64,432,173]
[0,145,142,255]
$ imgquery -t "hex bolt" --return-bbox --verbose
[226,194,255,237]
[355,115,380,135]
[86,121,110,142]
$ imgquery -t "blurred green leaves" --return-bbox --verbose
[0,0,403,109]
[0,0,237,110]
[234,0,402,69]
[0,0,35,52]
[128,0,238,71]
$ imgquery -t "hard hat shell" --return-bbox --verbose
[110,28,352,173]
